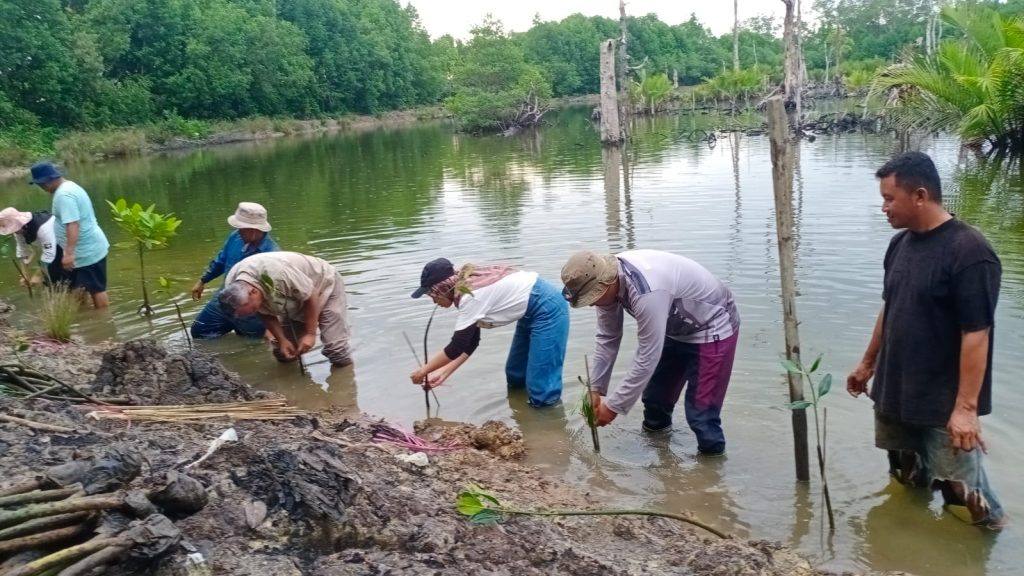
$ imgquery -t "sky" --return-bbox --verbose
[405,0,796,40]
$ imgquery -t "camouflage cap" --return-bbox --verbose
[560,250,619,308]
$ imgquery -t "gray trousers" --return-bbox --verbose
[274,282,352,366]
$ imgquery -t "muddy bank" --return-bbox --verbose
[0,304,839,576]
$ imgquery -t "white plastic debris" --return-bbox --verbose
[395,452,430,468]
[185,428,238,469]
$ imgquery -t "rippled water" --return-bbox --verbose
[2,107,1023,574]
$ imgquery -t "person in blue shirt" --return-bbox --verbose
[190,202,279,339]
[29,162,110,308]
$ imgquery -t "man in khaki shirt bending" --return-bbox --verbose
[220,252,353,367]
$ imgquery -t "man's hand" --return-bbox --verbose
[61,251,75,271]
[846,361,874,397]
[276,338,298,360]
[594,396,617,426]
[191,281,205,301]
[296,332,316,355]
[948,406,987,453]
[410,368,425,385]
[424,369,448,389]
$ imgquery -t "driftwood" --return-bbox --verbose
[0,415,76,435]
[498,90,549,136]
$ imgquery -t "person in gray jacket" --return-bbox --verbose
[561,249,740,456]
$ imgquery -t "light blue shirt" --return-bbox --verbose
[52,180,109,267]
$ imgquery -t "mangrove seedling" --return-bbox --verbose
[578,355,600,453]
[456,484,730,539]
[782,354,836,530]
[1,238,34,299]
[258,271,305,374]
[107,199,181,316]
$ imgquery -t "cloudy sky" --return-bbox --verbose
[406,1,796,40]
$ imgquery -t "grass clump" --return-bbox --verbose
[41,283,76,343]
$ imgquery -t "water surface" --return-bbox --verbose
[2,107,1022,574]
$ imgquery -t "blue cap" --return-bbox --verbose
[411,258,455,298]
[28,162,62,186]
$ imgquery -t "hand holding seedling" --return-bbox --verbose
[277,338,299,360]
[593,396,617,426]
[297,332,316,355]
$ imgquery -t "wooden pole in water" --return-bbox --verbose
[767,96,810,482]
[599,39,622,144]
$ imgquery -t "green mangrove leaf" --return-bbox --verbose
[456,492,487,516]
[780,359,803,375]
[158,276,171,288]
[818,374,833,398]
[787,400,812,410]
[809,355,822,374]
[470,509,503,524]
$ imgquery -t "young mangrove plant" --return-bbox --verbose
[578,355,600,453]
[107,199,181,316]
[40,282,76,343]
[782,354,836,530]
[456,484,730,539]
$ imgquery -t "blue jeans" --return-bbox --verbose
[190,289,266,339]
[505,279,569,407]
[876,411,1005,527]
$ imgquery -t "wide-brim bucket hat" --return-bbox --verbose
[227,201,272,232]
[560,251,619,308]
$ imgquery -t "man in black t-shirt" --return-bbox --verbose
[847,152,1005,529]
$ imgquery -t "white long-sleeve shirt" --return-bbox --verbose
[590,250,739,415]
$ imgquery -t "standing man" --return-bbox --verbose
[218,252,352,367]
[847,152,1005,528]
[561,249,740,456]
[190,202,279,339]
[29,162,110,308]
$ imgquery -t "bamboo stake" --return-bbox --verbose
[767,95,810,482]
[3,536,124,576]
[0,524,90,555]
[173,302,192,351]
[424,306,440,407]
[0,512,91,541]
[11,258,34,299]
[0,487,79,509]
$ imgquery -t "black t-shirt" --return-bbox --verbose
[871,218,1001,426]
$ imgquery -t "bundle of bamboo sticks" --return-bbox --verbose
[85,399,303,423]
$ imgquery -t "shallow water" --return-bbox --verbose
[2,107,1023,574]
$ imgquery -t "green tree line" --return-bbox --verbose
[2,0,1022,156]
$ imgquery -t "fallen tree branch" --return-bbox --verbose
[0,512,92,541]
[0,494,123,529]
[0,523,90,555]
[0,415,76,434]
[56,544,129,576]
[2,536,123,576]
[0,487,80,509]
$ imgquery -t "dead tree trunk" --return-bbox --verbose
[733,0,740,71]
[617,0,630,139]
[767,96,810,482]
[600,39,623,144]
[781,0,803,128]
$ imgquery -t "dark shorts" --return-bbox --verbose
[48,246,107,294]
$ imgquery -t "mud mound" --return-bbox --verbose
[414,419,525,460]
[91,339,261,404]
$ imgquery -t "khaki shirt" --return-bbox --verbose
[226,252,338,320]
